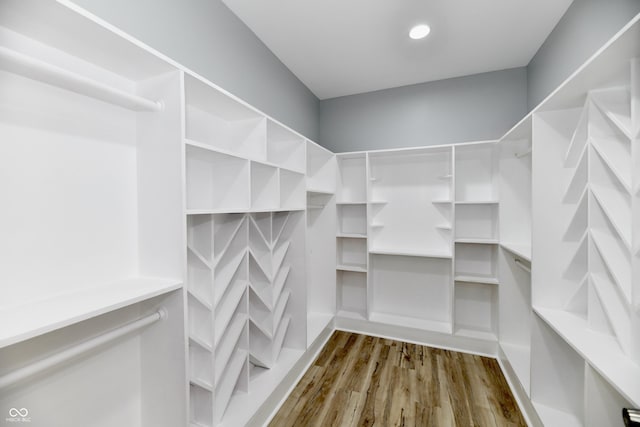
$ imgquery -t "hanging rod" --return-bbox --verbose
[0,309,166,389]
[515,147,532,158]
[0,46,162,112]
[514,258,531,273]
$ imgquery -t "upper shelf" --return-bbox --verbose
[0,277,182,348]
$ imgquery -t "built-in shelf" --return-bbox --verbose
[336,201,367,205]
[455,238,499,244]
[336,264,367,273]
[0,277,182,348]
[455,200,499,205]
[534,307,640,406]
[454,274,499,285]
[369,248,453,259]
[336,233,367,239]
[369,312,452,334]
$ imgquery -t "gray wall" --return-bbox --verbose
[527,0,640,110]
[319,68,527,153]
[72,0,320,141]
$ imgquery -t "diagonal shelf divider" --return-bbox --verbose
[272,289,291,332]
[215,279,248,346]
[590,273,632,353]
[590,137,632,193]
[564,187,589,241]
[214,250,248,308]
[272,211,291,246]
[564,100,590,168]
[590,185,632,250]
[249,213,273,249]
[590,229,632,304]
[563,143,589,203]
[213,216,247,268]
[214,312,248,382]
[590,87,633,140]
[564,273,589,318]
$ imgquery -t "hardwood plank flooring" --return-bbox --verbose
[269,331,526,427]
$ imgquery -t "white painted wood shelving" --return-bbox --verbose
[1,1,639,427]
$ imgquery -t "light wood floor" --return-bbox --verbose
[269,331,526,427]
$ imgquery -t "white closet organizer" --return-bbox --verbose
[3,1,640,427]
[0,0,185,425]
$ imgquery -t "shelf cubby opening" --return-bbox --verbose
[455,143,498,202]
[454,281,497,340]
[589,86,632,139]
[215,279,248,345]
[337,270,367,319]
[190,384,214,427]
[337,203,367,235]
[215,310,248,382]
[455,203,498,241]
[336,237,367,272]
[562,143,588,204]
[499,136,532,250]
[370,254,452,333]
[186,144,250,212]
[213,213,247,263]
[266,120,306,173]
[187,214,214,265]
[564,100,589,168]
[454,243,498,284]
[214,250,248,309]
[306,141,336,193]
[279,169,305,210]
[250,162,279,211]
[185,75,266,161]
[187,249,213,308]
[249,212,272,246]
[190,340,214,389]
[337,154,366,203]
[215,349,249,422]
[188,297,213,349]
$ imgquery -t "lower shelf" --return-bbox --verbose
[534,306,640,407]
[369,312,452,334]
[219,348,304,427]
[532,402,582,427]
[453,327,497,341]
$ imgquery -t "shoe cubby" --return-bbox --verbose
[306,141,336,193]
[337,153,367,203]
[454,281,497,340]
[337,270,368,320]
[337,203,367,236]
[279,169,306,210]
[186,144,251,213]
[454,203,498,242]
[251,161,279,211]
[266,119,306,173]
[454,242,498,284]
[336,237,367,272]
[184,74,266,161]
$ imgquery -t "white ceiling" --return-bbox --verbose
[221,0,574,100]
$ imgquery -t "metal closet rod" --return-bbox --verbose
[0,309,167,389]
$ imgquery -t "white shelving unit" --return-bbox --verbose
[336,153,369,320]
[0,1,186,425]
[3,2,640,427]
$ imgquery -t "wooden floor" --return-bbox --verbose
[269,331,526,427]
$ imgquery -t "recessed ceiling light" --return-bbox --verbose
[409,24,431,40]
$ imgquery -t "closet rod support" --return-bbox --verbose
[0,309,166,390]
